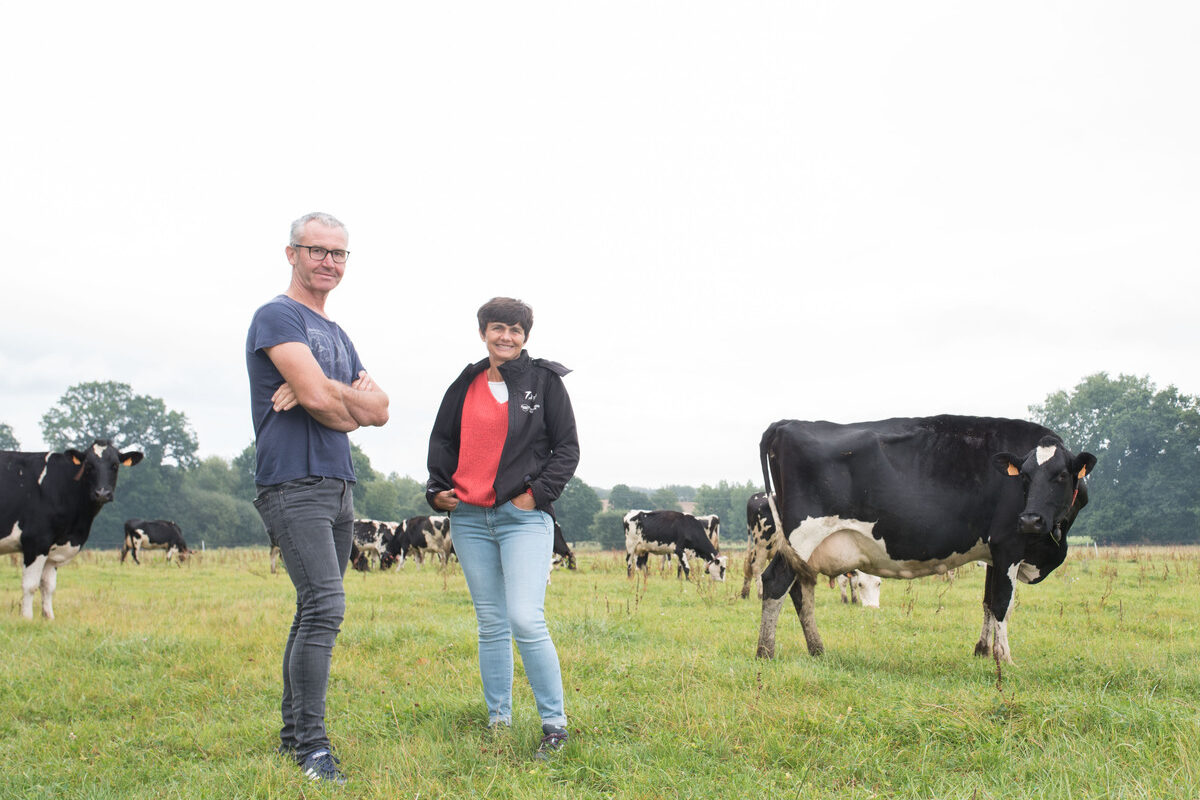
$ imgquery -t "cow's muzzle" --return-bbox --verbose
[1018,513,1045,534]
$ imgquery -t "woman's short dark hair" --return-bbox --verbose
[477,297,534,336]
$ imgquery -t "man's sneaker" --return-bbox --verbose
[301,749,347,785]
[533,724,568,761]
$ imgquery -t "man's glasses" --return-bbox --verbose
[292,244,350,263]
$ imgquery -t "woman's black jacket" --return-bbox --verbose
[426,351,580,515]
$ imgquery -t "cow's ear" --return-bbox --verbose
[120,451,145,467]
[992,453,1021,477]
[65,449,85,465]
[1072,452,1097,480]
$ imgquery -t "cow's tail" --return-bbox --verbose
[760,421,817,582]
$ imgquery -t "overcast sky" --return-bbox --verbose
[3,2,1197,490]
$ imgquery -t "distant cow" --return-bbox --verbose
[551,521,576,571]
[122,519,189,565]
[351,519,397,570]
[694,514,720,549]
[1,440,143,619]
[741,492,775,599]
[831,570,883,608]
[385,515,452,568]
[625,510,727,581]
[755,416,1095,663]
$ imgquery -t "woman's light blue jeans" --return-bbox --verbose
[450,501,567,728]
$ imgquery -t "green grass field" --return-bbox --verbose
[1,545,1197,799]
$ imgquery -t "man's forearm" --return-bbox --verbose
[339,383,389,427]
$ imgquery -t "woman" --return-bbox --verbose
[426,297,580,760]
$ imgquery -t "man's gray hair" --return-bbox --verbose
[289,212,348,245]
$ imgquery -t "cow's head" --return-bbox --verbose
[852,571,883,608]
[706,554,728,581]
[993,436,1097,543]
[65,440,144,505]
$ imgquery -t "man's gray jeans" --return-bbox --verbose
[254,476,353,759]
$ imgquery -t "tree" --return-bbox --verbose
[39,382,201,548]
[349,441,380,507]
[0,423,18,450]
[231,442,258,501]
[357,474,426,523]
[650,487,682,512]
[1031,373,1200,545]
[555,478,602,540]
[694,480,761,540]
[40,381,199,468]
[588,509,627,550]
[664,484,697,502]
[608,484,652,513]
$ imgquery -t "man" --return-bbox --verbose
[246,212,389,785]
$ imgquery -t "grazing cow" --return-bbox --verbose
[551,521,576,571]
[741,492,775,599]
[694,514,721,549]
[831,570,883,608]
[625,510,727,580]
[121,519,190,565]
[386,515,453,567]
[0,440,143,619]
[755,416,1096,663]
[351,519,397,570]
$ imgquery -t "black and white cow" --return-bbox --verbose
[386,515,453,568]
[0,440,143,619]
[551,521,576,571]
[741,491,775,599]
[695,514,720,549]
[755,416,1096,663]
[625,510,727,580]
[830,570,883,607]
[351,519,397,570]
[121,519,189,565]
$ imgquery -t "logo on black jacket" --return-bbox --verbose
[520,390,540,414]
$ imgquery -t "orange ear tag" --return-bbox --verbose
[1076,466,1088,479]
[1007,464,1020,477]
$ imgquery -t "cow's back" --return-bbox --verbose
[764,416,1058,565]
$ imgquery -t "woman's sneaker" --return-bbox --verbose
[301,749,347,785]
[533,724,568,761]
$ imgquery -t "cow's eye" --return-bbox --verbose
[1054,470,1067,483]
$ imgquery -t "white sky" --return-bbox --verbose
[3,2,1197,489]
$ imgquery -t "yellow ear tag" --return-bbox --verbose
[1077,466,1088,479]
[122,457,136,466]
[1007,464,1020,477]
[72,456,82,465]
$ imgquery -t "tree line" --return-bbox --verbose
[3,373,1197,549]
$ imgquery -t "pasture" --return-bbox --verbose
[1,546,1197,799]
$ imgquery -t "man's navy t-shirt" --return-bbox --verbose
[246,295,365,486]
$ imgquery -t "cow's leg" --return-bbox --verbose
[20,556,46,620]
[39,564,58,620]
[974,565,996,658]
[980,562,1017,664]
[166,546,176,564]
[740,548,756,599]
[757,595,784,658]
[789,575,824,656]
[131,544,141,565]
[120,544,129,563]
[676,549,690,579]
[756,557,797,659]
